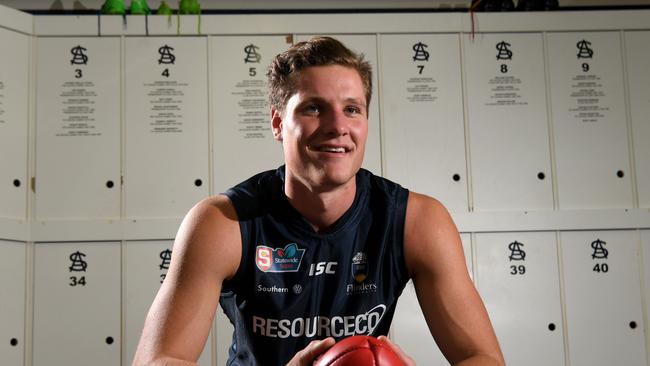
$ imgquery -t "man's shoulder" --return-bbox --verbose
[223,167,283,220]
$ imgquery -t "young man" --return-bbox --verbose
[134,37,504,366]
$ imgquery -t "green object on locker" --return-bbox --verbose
[179,0,201,14]
[100,0,126,14]
[157,0,173,15]
[130,0,152,15]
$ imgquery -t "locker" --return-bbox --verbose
[0,29,28,219]
[124,240,212,365]
[624,31,650,208]
[380,34,468,212]
[547,32,633,209]
[464,33,554,211]
[295,34,382,176]
[0,241,26,366]
[211,36,288,193]
[561,230,645,366]
[35,37,121,219]
[640,230,650,359]
[125,37,210,218]
[391,234,472,365]
[475,232,564,366]
[33,242,121,366]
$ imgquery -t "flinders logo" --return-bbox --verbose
[347,252,377,295]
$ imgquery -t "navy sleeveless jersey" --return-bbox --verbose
[221,166,410,366]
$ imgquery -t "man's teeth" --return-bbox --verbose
[318,146,346,153]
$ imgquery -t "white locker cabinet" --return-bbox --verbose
[125,37,209,218]
[625,31,650,208]
[211,36,288,193]
[391,234,472,365]
[33,242,120,366]
[475,232,564,366]
[295,34,382,176]
[547,32,633,209]
[642,230,650,357]
[0,241,26,366]
[0,29,28,219]
[561,230,646,366]
[124,241,212,365]
[380,34,468,212]
[35,37,121,219]
[465,33,554,211]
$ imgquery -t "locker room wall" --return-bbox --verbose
[1,4,650,365]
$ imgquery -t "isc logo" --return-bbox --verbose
[308,262,337,276]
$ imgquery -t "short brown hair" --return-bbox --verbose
[267,36,372,114]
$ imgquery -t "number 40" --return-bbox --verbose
[593,263,609,273]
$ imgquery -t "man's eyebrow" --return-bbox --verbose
[343,97,366,107]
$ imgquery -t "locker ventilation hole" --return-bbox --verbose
[452,174,461,182]
[13,179,21,187]
[106,180,114,189]
[630,321,637,329]
[10,338,18,346]
[195,179,203,187]
[617,170,625,178]
[537,172,545,180]
[548,323,556,331]
[106,336,114,344]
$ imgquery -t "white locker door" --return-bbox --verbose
[0,29,28,219]
[125,37,209,218]
[295,34,382,176]
[642,230,650,356]
[475,232,564,366]
[625,31,650,208]
[35,38,121,219]
[547,32,633,209]
[0,241,26,366]
[33,242,121,366]
[464,33,553,211]
[391,234,472,365]
[211,36,288,193]
[124,241,212,365]
[380,34,468,212]
[561,230,645,366]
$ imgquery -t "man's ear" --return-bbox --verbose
[271,106,283,141]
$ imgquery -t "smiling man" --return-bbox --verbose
[133,37,504,366]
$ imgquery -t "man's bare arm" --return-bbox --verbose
[404,192,505,366]
[133,195,241,365]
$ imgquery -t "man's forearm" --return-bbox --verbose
[134,356,198,366]
[454,354,505,366]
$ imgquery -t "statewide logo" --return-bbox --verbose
[256,243,306,273]
[351,252,368,283]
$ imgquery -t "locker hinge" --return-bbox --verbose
[31,177,35,193]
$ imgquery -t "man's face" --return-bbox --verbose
[272,65,368,190]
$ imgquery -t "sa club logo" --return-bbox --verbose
[256,243,306,273]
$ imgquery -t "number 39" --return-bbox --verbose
[510,265,525,275]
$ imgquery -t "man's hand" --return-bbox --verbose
[286,337,336,366]
[377,336,416,366]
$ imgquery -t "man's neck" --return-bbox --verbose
[284,174,357,234]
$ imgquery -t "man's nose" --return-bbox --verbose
[322,109,349,136]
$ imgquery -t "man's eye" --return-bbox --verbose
[304,104,320,113]
[345,106,361,115]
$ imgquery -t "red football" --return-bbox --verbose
[313,335,403,366]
